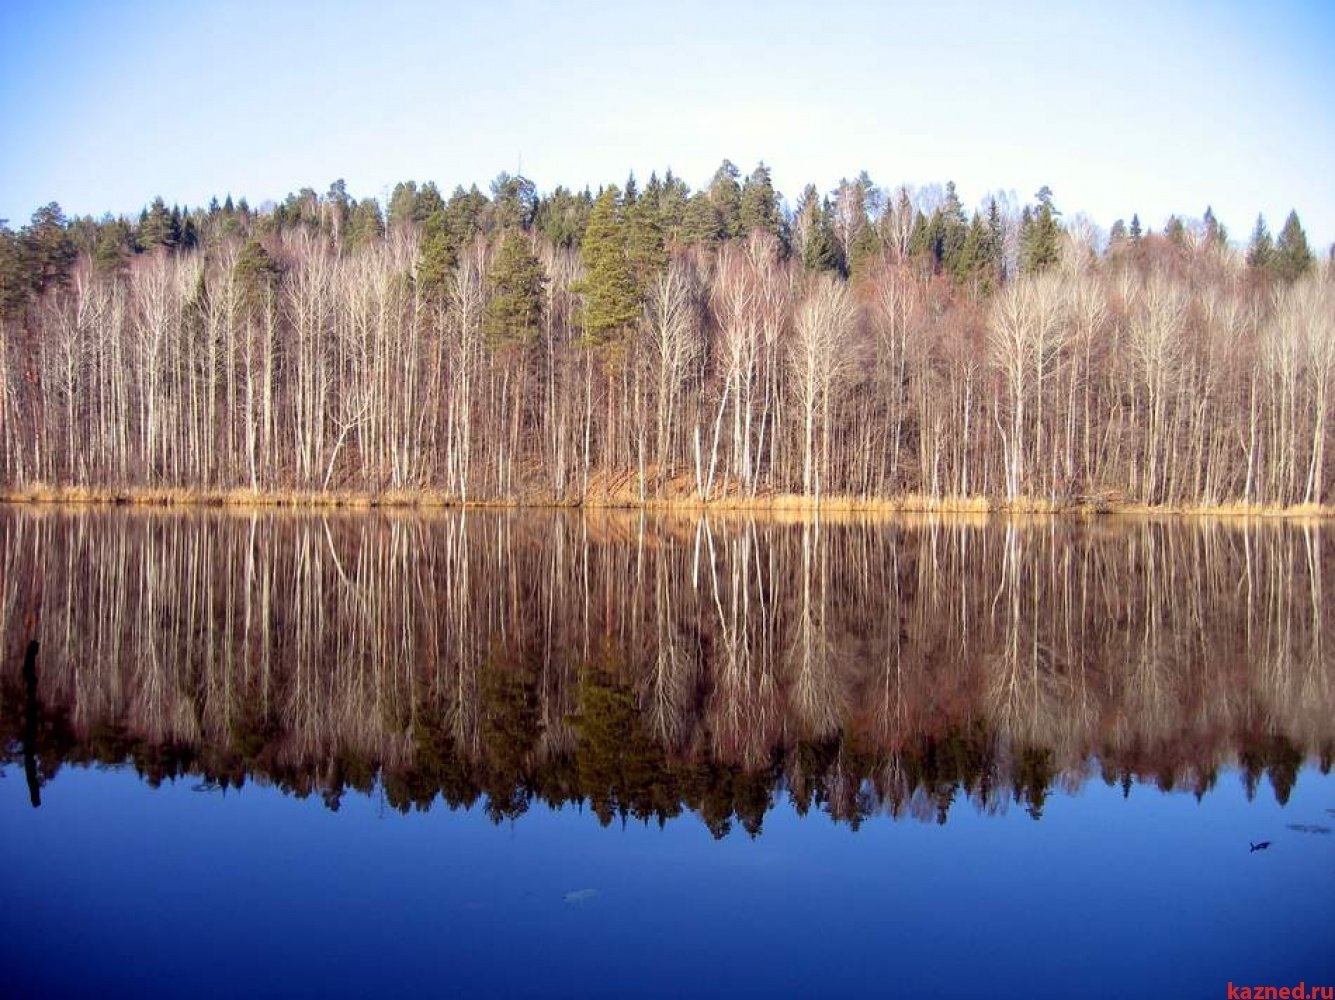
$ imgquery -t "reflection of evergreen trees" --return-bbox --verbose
[1,510,1332,834]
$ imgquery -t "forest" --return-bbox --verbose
[0,163,1331,509]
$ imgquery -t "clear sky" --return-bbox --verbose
[1,0,1333,246]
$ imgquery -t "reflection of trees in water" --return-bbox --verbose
[1,509,1331,833]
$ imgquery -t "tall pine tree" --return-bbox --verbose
[1273,210,1313,282]
[484,230,546,350]
[578,188,639,352]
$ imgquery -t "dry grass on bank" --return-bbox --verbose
[1,482,1331,520]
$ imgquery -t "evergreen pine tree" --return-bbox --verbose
[1203,206,1227,248]
[1108,219,1128,254]
[346,199,385,252]
[1164,216,1186,248]
[21,203,76,294]
[953,212,993,290]
[739,163,782,242]
[986,198,1007,283]
[0,225,28,318]
[388,181,420,229]
[488,173,537,232]
[1246,215,1274,271]
[655,170,691,243]
[1274,210,1313,282]
[416,210,456,301]
[937,181,969,274]
[484,230,546,350]
[794,186,838,272]
[534,186,592,249]
[1021,187,1061,273]
[139,196,177,251]
[93,222,131,278]
[707,160,743,239]
[578,187,639,350]
[626,196,667,292]
[682,192,723,247]
[233,238,282,317]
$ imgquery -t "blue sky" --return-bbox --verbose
[1,0,1332,246]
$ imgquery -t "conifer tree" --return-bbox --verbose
[138,196,178,251]
[489,173,537,232]
[707,160,743,239]
[0,225,27,317]
[93,222,132,278]
[682,192,723,247]
[1021,187,1061,273]
[484,230,546,350]
[986,198,1007,282]
[534,186,592,249]
[578,187,638,349]
[1246,215,1274,271]
[794,186,838,273]
[347,199,385,252]
[1164,215,1186,248]
[1274,210,1313,282]
[416,210,455,301]
[1203,206,1227,248]
[1108,219,1128,254]
[234,238,282,317]
[654,170,691,243]
[626,195,667,291]
[739,163,782,243]
[21,203,76,294]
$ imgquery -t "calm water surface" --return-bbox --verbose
[2,509,1332,998]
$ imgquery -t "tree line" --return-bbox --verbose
[3,509,1328,829]
[1,163,1331,507]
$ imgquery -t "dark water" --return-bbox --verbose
[1,509,1333,998]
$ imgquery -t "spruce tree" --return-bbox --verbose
[625,196,667,291]
[739,163,782,242]
[0,225,27,318]
[488,173,537,232]
[233,238,282,317]
[347,199,385,252]
[707,160,742,239]
[794,186,837,272]
[1274,210,1313,282]
[1021,187,1061,273]
[416,210,455,301]
[534,186,592,249]
[93,222,131,278]
[388,181,420,229]
[937,181,969,275]
[1245,215,1274,271]
[953,212,993,290]
[682,192,723,247]
[578,187,639,350]
[21,203,76,294]
[1108,219,1128,253]
[1164,215,1186,248]
[1203,206,1227,248]
[484,230,546,350]
[655,170,691,243]
[986,198,1007,283]
[138,196,178,251]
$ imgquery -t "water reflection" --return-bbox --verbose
[2,509,1331,835]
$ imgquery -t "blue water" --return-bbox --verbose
[2,764,1331,999]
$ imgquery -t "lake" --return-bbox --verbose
[1,508,1332,998]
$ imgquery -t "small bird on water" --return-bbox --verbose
[1249,841,1272,853]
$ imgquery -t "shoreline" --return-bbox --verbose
[1,485,1330,519]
